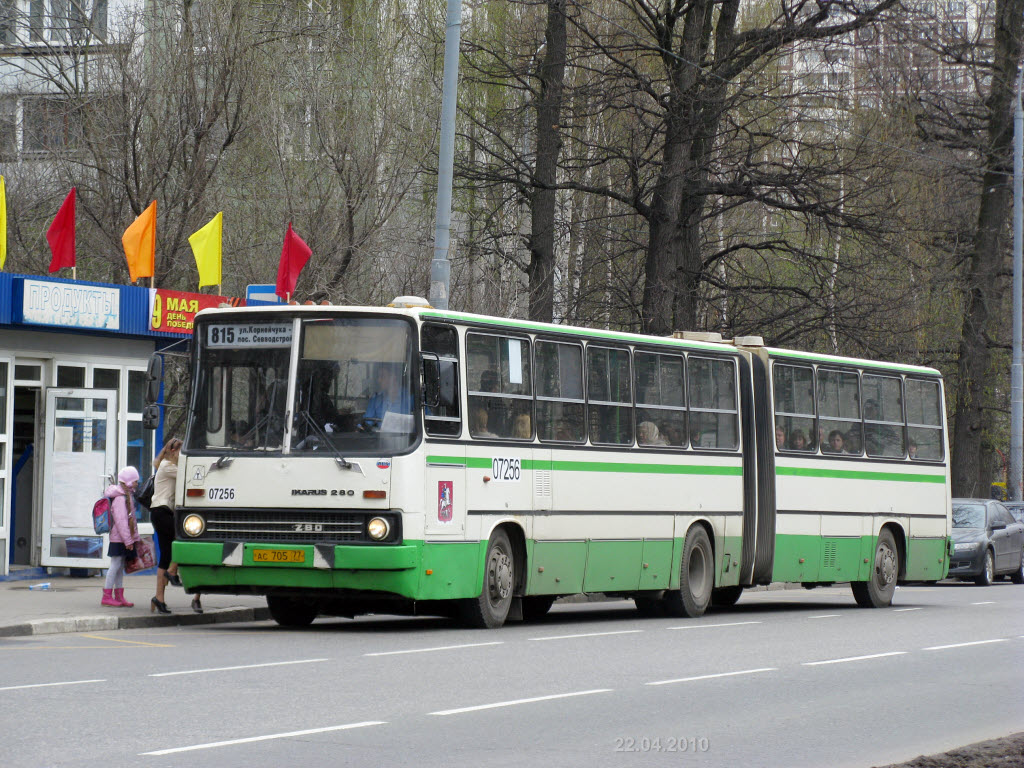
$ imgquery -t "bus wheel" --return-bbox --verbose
[851,528,899,607]
[711,586,743,607]
[521,596,555,621]
[461,529,515,628]
[664,526,714,618]
[267,595,318,627]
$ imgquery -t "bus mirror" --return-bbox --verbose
[142,404,161,429]
[437,360,456,410]
[145,354,163,405]
[422,356,457,410]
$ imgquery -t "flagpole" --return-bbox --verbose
[72,267,76,280]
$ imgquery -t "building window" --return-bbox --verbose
[23,96,83,151]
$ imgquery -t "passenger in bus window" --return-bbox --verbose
[776,425,787,449]
[908,439,918,459]
[664,423,684,447]
[844,428,862,455]
[818,425,827,451]
[480,369,499,392]
[824,429,846,453]
[513,412,532,439]
[789,429,809,451]
[638,421,668,446]
[471,406,498,438]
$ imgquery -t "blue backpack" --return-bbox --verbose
[92,496,112,535]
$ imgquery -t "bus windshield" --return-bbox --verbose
[187,315,418,455]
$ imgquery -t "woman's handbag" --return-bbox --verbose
[125,538,156,574]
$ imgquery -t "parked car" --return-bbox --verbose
[949,498,1024,585]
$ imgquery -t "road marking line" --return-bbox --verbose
[923,639,1008,651]
[971,601,995,605]
[429,689,612,716]
[894,608,922,612]
[365,642,503,657]
[802,651,906,666]
[0,679,106,691]
[666,621,762,630]
[79,634,173,647]
[646,668,776,686]
[150,658,328,677]
[530,630,643,641]
[808,614,840,619]
[140,721,387,755]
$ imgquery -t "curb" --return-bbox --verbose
[0,606,271,637]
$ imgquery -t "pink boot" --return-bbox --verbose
[101,589,118,607]
[113,588,134,607]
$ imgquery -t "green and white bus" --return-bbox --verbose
[166,299,952,627]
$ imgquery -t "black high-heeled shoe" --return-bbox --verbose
[151,597,171,614]
[191,596,203,614]
[165,573,182,587]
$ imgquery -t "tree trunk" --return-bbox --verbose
[951,0,1023,497]
[527,0,567,323]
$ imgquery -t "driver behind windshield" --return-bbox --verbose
[361,364,412,431]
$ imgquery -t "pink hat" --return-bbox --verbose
[118,466,140,485]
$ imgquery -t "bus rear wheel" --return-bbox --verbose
[663,526,714,618]
[851,528,899,608]
[461,528,515,628]
[267,595,318,627]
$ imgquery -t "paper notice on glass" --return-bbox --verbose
[381,412,415,433]
[508,339,523,384]
[51,451,106,528]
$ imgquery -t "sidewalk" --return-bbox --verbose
[0,570,269,637]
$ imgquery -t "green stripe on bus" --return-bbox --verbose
[427,455,741,476]
[775,466,946,484]
[765,347,940,375]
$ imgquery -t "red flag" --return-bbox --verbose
[275,222,311,299]
[47,188,76,272]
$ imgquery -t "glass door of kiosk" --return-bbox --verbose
[0,357,11,573]
[41,388,118,567]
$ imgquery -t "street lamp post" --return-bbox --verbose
[429,0,463,311]
[1011,71,1023,500]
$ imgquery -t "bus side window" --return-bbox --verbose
[421,324,461,437]
[536,339,584,443]
[773,363,816,452]
[635,351,686,448]
[587,346,633,445]
[466,332,532,440]
[687,356,738,450]
[905,377,943,460]
[863,373,905,458]
[816,368,861,455]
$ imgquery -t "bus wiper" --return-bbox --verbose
[295,408,364,475]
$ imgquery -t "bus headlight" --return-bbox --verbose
[182,514,206,537]
[367,517,390,541]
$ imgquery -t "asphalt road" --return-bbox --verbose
[2,581,1022,768]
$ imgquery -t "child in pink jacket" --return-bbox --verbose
[102,466,143,607]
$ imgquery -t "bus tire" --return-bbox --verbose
[663,526,714,618]
[461,528,515,628]
[267,595,318,627]
[521,596,555,621]
[851,528,899,607]
[711,585,743,607]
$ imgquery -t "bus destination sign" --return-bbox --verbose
[207,323,294,348]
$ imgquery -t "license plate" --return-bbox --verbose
[253,549,305,563]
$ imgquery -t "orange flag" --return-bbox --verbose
[122,200,157,282]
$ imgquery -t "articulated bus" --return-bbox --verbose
[162,299,952,627]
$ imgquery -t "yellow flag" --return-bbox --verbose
[0,175,7,270]
[189,212,223,289]
[121,200,156,282]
